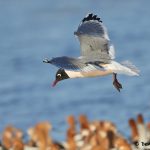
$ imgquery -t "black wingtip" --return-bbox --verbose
[43,58,51,63]
[82,13,102,23]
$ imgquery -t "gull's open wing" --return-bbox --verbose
[74,13,115,63]
[43,57,103,72]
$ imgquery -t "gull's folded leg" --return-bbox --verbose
[113,73,122,92]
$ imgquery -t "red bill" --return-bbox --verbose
[52,80,59,87]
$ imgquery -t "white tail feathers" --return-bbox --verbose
[104,61,140,76]
[121,60,140,76]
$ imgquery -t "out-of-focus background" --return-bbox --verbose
[0,0,149,141]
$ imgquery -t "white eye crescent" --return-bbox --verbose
[57,74,61,77]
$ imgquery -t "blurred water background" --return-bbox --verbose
[0,0,150,141]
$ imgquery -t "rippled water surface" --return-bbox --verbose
[0,0,150,141]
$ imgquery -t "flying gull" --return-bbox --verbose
[43,13,139,92]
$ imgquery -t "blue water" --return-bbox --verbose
[0,0,150,141]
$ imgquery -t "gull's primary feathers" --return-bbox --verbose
[43,13,139,91]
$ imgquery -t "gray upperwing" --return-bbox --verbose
[74,13,113,61]
[78,35,110,61]
[47,56,100,72]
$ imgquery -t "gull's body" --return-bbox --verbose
[43,13,139,91]
[65,69,113,78]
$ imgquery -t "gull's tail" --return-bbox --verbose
[104,60,140,76]
[121,60,140,75]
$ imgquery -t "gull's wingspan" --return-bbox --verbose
[74,13,115,62]
[43,57,103,72]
